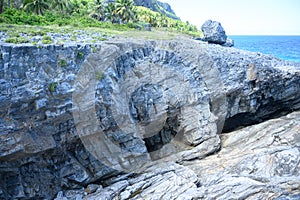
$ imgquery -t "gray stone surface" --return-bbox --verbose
[75,111,300,199]
[222,38,234,47]
[185,111,300,199]
[201,19,227,44]
[203,43,300,132]
[0,39,299,199]
[85,162,199,200]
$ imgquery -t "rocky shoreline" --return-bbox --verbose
[0,37,300,199]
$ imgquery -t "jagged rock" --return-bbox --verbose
[202,43,300,131]
[0,39,300,199]
[136,23,151,31]
[184,111,300,199]
[222,38,234,47]
[85,184,101,194]
[84,162,200,200]
[201,19,227,44]
[194,37,206,42]
[81,111,300,199]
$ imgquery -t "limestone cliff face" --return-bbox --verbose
[0,40,300,199]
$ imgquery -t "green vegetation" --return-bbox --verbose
[41,35,52,44]
[59,59,67,67]
[23,0,50,15]
[91,46,98,53]
[115,0,136,23]
[135,6,198,34]
[48,82,58,92]
[5,36,29,43]
[77,51,84,59]
[0,0,202,39]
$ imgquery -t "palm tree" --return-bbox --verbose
[23,0,50,15]
[114,0,135,23]
[140,14,150,24]
[1,0,17,13]
[51,0,71,14]
[89,0,104,20]
[159,13,168,27]
[103,2,117,23]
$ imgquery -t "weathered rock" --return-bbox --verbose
[184,111,300,199]
[0,39,300,199]
[136,23,151,31]
[202,43,300,132]
[78,111,300,199]
[85,184,101,194]
[84,161,200,200]
[222,38,234,47]
[72,40,222,171]
[201,19,227,44]
[143,23,151,31]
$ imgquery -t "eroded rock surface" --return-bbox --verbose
[204,43,300,132]
[0,39,300,199]
[62,111,300,199]
[185,111,300,199]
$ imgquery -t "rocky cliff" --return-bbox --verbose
[0,39,300,199]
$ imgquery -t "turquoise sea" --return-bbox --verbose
[230,36,300,63]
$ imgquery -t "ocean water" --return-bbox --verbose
[230,36,300,63]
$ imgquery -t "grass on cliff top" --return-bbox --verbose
[0,7,203,43]
[0,23,202,43]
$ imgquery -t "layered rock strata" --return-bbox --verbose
[0,39,299,199]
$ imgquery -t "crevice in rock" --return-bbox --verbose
[222,98,300,133]
[128,83,182,153]
[143,113,179,152]
[142,103,181,152]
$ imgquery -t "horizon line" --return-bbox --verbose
[228,34,300,36]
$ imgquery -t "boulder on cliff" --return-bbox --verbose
[201,19,234,46]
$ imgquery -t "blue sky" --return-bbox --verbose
[162,0,300,35]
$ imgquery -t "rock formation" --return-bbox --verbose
[222,38,234,47]
[78,111,300,200]
[201,19,234,47]
[0,39,300,199]
[201,20,227,44]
